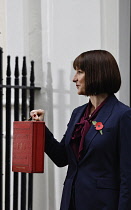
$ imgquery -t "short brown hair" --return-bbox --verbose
[73,50,121,96]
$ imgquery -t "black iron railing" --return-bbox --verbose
[0,48,41,210]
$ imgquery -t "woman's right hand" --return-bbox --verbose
[30,109,45,121]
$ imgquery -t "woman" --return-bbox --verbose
[30,50,131,210]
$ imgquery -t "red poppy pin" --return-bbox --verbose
[92,121,104,135]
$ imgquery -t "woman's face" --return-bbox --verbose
[73,68,86,95]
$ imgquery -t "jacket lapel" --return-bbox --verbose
[65,104,88,162]
[79,94,118,164]
[66,104,87,144]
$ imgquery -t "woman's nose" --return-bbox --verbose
[72,74,77,82]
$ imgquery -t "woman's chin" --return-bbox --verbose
[77,91,85,95]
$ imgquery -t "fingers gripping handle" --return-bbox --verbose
[30,109,45,121]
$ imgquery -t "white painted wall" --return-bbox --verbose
[119,0,130,105]
[1,0,130,209]
[0,0,7,82]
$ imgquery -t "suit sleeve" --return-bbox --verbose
[118,109,131,209]
[45,109,76,167]
[45,126,68,167]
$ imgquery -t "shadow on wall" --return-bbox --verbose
[55,69,70,139]
[45,62,80,210]
[46,62,54,132]
[70,62,79,111]
[46,64,70,209]
[46,61,80,135]
[45,62,56,210]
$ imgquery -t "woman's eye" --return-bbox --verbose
[78,70,83,74]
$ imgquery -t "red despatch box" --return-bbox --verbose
[12,121,45,173]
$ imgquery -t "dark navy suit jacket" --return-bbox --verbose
[45,95,131,210]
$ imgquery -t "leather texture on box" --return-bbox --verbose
[12,121,45,173]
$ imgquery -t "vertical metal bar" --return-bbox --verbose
[21,56,27,121]
[29,61,35,110]
[28,61,35,210]
[21,56,27,210]
[130,0,131,106]
[5,56,11,210]
[0,48,3,210]
[13,57,19,210]
[14,57,19,120]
